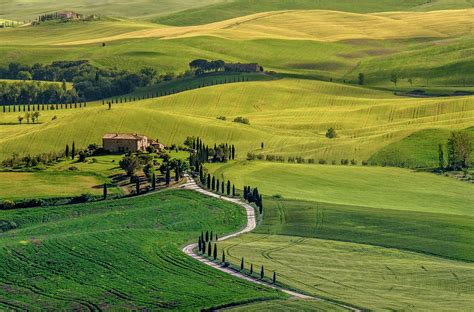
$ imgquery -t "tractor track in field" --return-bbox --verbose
[180,175,361,311]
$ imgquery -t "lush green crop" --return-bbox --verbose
[0,190,285,309]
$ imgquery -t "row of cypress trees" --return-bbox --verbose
[243,186,263,214]
[2,101,87,113]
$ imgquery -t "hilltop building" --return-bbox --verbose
[102,133,164,153]
[224,63,264,72]
[58,11,81,20]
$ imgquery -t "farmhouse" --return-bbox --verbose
[58,11,80,20]
[224,63,264,72]
[102,133,164,153]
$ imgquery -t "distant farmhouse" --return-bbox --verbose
[224,63,264,72]
[58,11,81,20]
[102,133,164,153]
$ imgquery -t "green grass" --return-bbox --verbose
[0,0,223,21]
[219,234,474,311]
[157,0,471,26]
[209,161,474,216]
[0,189,285,309]
[0,171,119,201]
[227,299,347,311]
[370,127,474,168]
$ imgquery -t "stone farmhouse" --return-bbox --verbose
[102,133,164,153]
[224,63,264,72]
[58,11,81,20]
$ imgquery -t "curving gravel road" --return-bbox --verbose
[180,175,360,310]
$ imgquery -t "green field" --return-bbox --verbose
[0,79,472,164]
[0,190,286,309]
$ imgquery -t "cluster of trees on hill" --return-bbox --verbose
[189,59,225,75]
[439,131,472,171]
[0,81,79,105]
[185,137,236,168]
[0,61,158,102]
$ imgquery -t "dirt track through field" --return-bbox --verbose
[180,175,360,311]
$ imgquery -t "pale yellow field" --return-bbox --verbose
[55,9,474,45]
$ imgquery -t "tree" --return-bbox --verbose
[17,71,32,81]
[103,183,108,200]
[408,78,413,86]
[216,179,220,193]
[202,239,206,254]
[227,180,231,196]
[232,185,236,196]
[250,264,253,275]
[71,141,76,160]
[390,72,399,87]
[205,231,209,242]
[152,172,156,190]
[447,131,471,170]
[136,179,140,194]
[213,244,217,260]
[438,144,445,171]
[260,266,264,279]
[222,250,226,263]
[212,176,216,191]
[198,237,202,252]
[65,144,70,159]
[17,116,23,124]
[32,111,40,123]
[358,73,365,85]
[240,257,244,270]
[165,166,171,185]
[221,181,224,194]
[207,241,212,257]
[231,145,235,160]
[207,174,211,189]
[273,272,276,283]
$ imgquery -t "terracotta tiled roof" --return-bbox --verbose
[102,133,146,140]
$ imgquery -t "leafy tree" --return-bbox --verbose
[326,128,337,139]
[17,115,23,124]
[447,131,471,170]
[390,72,399,87]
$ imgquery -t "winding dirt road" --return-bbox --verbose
[180,176,360,310]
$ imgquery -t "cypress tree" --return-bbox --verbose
[259,195,263,214]
[250,264,253,275]
[216,179,220,192]
[205,231,209,242]
[71,141,76,160]
[260,266,264,279]
[165,166,171,185]
[222,250,226,263]
[136,179,140,194]
[207,174,211,189]
[227,180,231,195]
[65,144,70,159]
[198,237,202,252]
[273,272,276,283]
[240,257,244,270]
[212,176,216,190]
[207,241,212,257]
[213,244,217,260]
[232,185,236,197]
[103,183,107,200]
[221,181,224,194]
[202,240,206,254]
[152,173,156,190]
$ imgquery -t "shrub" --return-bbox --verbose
[318,159,327,165]
[362,160,369,166]
[350,159,358,166]
[256,154,265,160]
[341,159,349,165]
[216,116,226,121]
[70,193,94,204]
[247,152,256,160]
[332,160,337,165]
[233,116,250,125]
[0,200,15,210]
[326,128,337,139]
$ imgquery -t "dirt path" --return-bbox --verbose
[180,176,360,310]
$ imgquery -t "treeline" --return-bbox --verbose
[247,152,364,166]
[0,61,157,101]
[189,59,225,75]
[0,80,79,105]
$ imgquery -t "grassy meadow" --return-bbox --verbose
[0,190,286,309]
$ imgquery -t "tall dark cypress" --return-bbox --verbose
[205,231,209,242]
[212,176,216,190]
[103,183,107,200]
[232,185,236,197]
[213,244,217,260]
[207,241,212,257]
[250,264,253,275]
[273,272,276,283]
[65,144,70,159]
[227,180,231,195]
[71,141,76,160]
[202,240,206,254]
[260,266,264,279]
[166,166,171,185]
[222,251,226,263]
[240,257,244,270]
[207,174,211,189]
[198,237,202,252]
[152,173,156,190]
[136,179,140,194]
[221,181,224,194]
[216,179,220,192]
